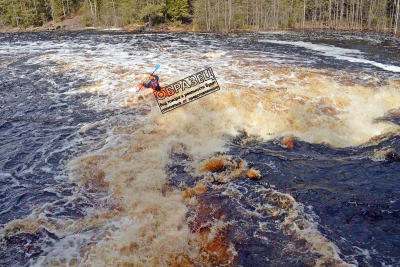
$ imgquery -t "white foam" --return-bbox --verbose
[2,33,400,267]
[261,40,400,72]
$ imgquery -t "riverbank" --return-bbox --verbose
[0,16,196,34]
[2,15,400,35]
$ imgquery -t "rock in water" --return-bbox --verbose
[247,168,261,180]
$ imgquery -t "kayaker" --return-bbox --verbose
[138,74,176,98]
[139,75,161,92]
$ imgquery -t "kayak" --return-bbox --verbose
[138,83,175,98]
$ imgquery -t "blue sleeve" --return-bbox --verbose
[143,81,152,88]
[153,75,159,81]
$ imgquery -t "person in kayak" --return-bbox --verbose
[139,75,161,91]
[138,75,175,97]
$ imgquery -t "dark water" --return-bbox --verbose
[169,131,400,266]
[0,30,400,266]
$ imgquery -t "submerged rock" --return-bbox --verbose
[282,136,296,149]
[195,156,248,183]
[372,149,400,162]
[183,181,208,198]
[247,168,261,179]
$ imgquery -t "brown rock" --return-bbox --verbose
[183,181,208,198]
[201,158,226,173]
[282,136,295,148]
[247,168,261,180]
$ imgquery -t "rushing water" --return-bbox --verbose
[0,30,400,267]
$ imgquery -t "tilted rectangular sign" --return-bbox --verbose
[153,67,220,114]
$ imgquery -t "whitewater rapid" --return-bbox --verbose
[1,31,400,267]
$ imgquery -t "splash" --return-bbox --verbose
[60,67,400,265]
[2,33,400,266]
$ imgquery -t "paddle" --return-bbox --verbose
[137,65,161,92]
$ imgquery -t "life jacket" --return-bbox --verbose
[150,78,161,91]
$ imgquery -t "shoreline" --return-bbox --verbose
[1,18,399,35]
[2,27,399,36]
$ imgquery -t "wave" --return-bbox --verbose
[2,33,400,266]
[260,40,400,72]
[46,67,400,265]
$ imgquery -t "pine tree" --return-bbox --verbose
[166,0,190,21]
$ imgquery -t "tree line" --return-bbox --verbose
[195,0,400,34]
[0,0,191,28]
[0,0,399,34]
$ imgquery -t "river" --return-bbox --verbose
[0,30,399,267]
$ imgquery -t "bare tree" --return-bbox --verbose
[303,0,306,28]
[111,0,117,25]
[328,0,332,27]
[395,0,400,34]
[11,0,19,26]
[224,0,227,32]
[61,0,66,17]
[88,0,94,16]
[228,0,232,31]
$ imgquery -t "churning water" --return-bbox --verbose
[0,30,400,267]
